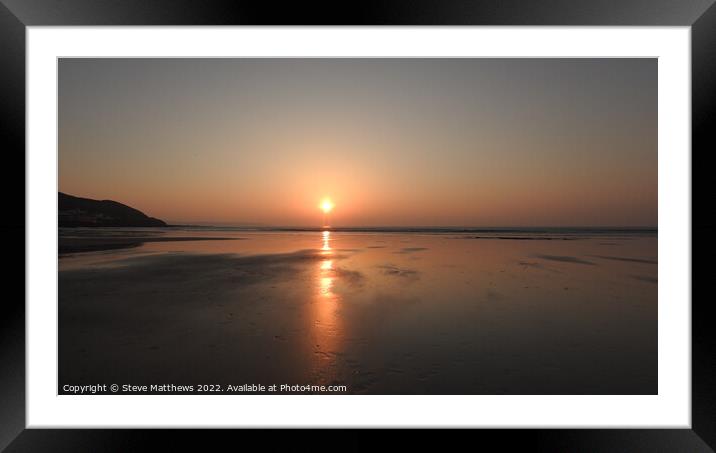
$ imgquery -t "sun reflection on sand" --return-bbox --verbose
[321,230,331,251]
[318,231,337,301]
[310,230,343,381]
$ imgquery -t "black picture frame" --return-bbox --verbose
[2,0,713,450]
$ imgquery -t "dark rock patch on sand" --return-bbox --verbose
[334,267,365,287]
[394,247,428,254]
[591,255,657,265]
[60,249,343,284]
[378,264,421,280]
[468,236,578,240]
[533,254,596,265]
[59,236,241,255]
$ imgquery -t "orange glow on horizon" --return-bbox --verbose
[59,59,657,228]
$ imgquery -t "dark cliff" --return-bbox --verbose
[58,192,167,227]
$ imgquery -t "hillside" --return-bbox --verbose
[58,192,167,227]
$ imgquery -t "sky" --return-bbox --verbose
[59,58,657,227]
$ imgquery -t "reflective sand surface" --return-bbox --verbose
[59,229,657,394]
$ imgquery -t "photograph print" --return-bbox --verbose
[58,58,657,395]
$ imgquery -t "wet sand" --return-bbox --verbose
[59,229,657,394]
[58,228,241,254]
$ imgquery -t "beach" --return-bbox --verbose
[58,227,657,394]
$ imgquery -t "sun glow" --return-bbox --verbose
[320,198,334,214]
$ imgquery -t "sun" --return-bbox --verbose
[320,198,334,214]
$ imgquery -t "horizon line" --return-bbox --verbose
[161,224,658,231]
